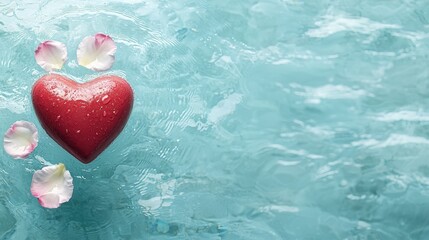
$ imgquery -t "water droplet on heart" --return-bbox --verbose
[65,129,69,133]
[67,109,71,113]
[103,111,107,117]
[56,115,61,121]
[86,113,90,117]
[76,130,81,134]
[101,95,110,104]
[113,110,117,115]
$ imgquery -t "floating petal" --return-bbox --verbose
[34,41,68,72]
[31,164,74,209]
[77,33,116,71]
[4,121,38,159]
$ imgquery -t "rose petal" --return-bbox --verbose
[35,41,68,72]
[77,33,117,71]
[3,121,38,159]
[31,164,74,209]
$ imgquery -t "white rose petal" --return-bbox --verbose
[4,121,38,159]
[31,164,74,209]
[77,33,117,71]
[34,40,68,72]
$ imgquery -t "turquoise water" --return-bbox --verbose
[1,0,429,239]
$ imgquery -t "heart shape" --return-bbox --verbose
[32,74,133,164]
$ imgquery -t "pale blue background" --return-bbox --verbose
[1,0,429,239]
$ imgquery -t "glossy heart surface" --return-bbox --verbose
[32,74,133,164]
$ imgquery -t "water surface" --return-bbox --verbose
[1,0,429,239]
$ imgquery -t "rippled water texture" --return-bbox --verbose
[1,0,429,239]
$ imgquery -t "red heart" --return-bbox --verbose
[32,74,133,164]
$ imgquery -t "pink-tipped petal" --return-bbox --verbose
[34,41,68,72]
[38,193,60,209]
[77,33,116,71]
[31,164,74,209]
[3,121,38,159]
